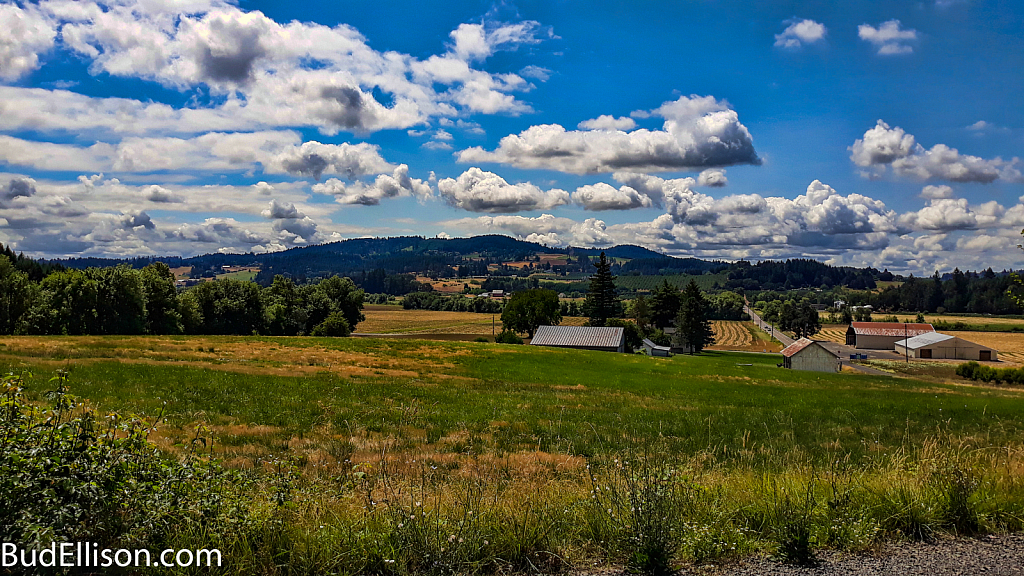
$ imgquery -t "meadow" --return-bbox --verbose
[3,335,1024,573]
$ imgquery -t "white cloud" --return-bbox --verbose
[697,168,728,187]
[899,198,1003,232]
[774,19,827,48]
[312,164,432,205]
[850,120,1022,183]
[458,95,760,174]
[443,213,613,247]
[267,140,393,180]
[572,182,653,211]
[448,21,542,62]
[436,167,570,213]
[920,185,954,199]
[0,3,56,81]
[858,20,917,55]
[577,115,637,131]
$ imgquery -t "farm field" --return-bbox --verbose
[816,324,1024,364]
[357,305,587,335]
[818,312,1024,332]
[4,335,1024,573]
[614,272,728,292]
[707,320,783,353]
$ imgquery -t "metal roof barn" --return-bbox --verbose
[846,322,934,349]
[894,332,997,361]
[781,338,842,373]
[530,325,625,353]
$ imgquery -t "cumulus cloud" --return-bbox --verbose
[850,120,1023,183]
[3,177,36,200]
[457,95,760,174]
[312,164,432,205]
[858,20,917,55]
[262,199,302,219]
[143,184,183,203]
[774,19,827,48]
[572,182,653,211]
[577,115,637,131]
[920,185,953,199]
[120,210,155,230]
[443,213,613,247]
[27,2,545,136]
[437,167,569,213]
[0,3,56,81]
[899,198,1003,232]
[697,168,728,187]
[268,140,393,180]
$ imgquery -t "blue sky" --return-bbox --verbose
[1,0,1022,273]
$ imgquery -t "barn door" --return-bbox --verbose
[920,349,932,359]
[980,350,991,361]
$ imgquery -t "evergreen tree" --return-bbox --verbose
[583,252,620,326]
[650,279,681,328]
[631,293,651,332]
[673,280,715,354]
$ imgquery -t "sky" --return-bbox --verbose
[1,0,1023,274]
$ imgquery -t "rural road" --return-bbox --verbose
[744,306,796,347]
[693,533,1024,576]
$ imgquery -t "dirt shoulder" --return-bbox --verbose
[693,533,1024,576]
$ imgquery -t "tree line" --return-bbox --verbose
[0,256,364,337]
[498,253,724,354]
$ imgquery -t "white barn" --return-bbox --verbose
[642,338,671,357]
[781,338,842,373]
[894,332,997,361]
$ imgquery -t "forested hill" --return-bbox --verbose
[0,242,63,281]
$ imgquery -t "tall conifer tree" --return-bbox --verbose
[674,279,715,354]
[584,252,620,326]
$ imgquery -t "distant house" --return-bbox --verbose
[895,332,997,361]
[530,325,625,353]
[642,338,671,357]
[781,338,842,373]
[661,327,696,354]
[846,322,934,349]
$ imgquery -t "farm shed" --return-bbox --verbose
[781,338,842,373]
[530,325,625,353]
[894,332,997,361]
[846,322,934,349]
[642,338,671,357]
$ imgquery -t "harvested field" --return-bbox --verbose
[357,306,588,335]
[707,321,783,352]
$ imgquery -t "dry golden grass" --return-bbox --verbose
[358,307,588,335]
[707,321,783,352]
[412,277,470,293]
[818,311,1024,326]
[358,307,502,334]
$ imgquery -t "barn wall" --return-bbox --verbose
[791,345,839,373]
[855,334,904,349]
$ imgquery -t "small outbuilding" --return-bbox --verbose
[781,338,842,373]
[530,325,625,353]
[846,322,934,349]
[642,338,671,357]
[894,332,997,361]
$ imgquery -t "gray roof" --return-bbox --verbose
[894,332,955,349]
[642,338,670,351]
[530,325,624,348]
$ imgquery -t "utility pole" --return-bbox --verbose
[905,322,908,363]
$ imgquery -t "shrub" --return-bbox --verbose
[310,311,352,337]
[494,330,524,344]
[473,336,490,343]
[0,371,258,573]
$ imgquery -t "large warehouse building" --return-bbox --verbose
[895,332,997,361]
[846,322,935,349]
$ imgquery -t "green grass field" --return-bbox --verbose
[4,336,1024,573]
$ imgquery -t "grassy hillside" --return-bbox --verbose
[4,336,1024,573]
